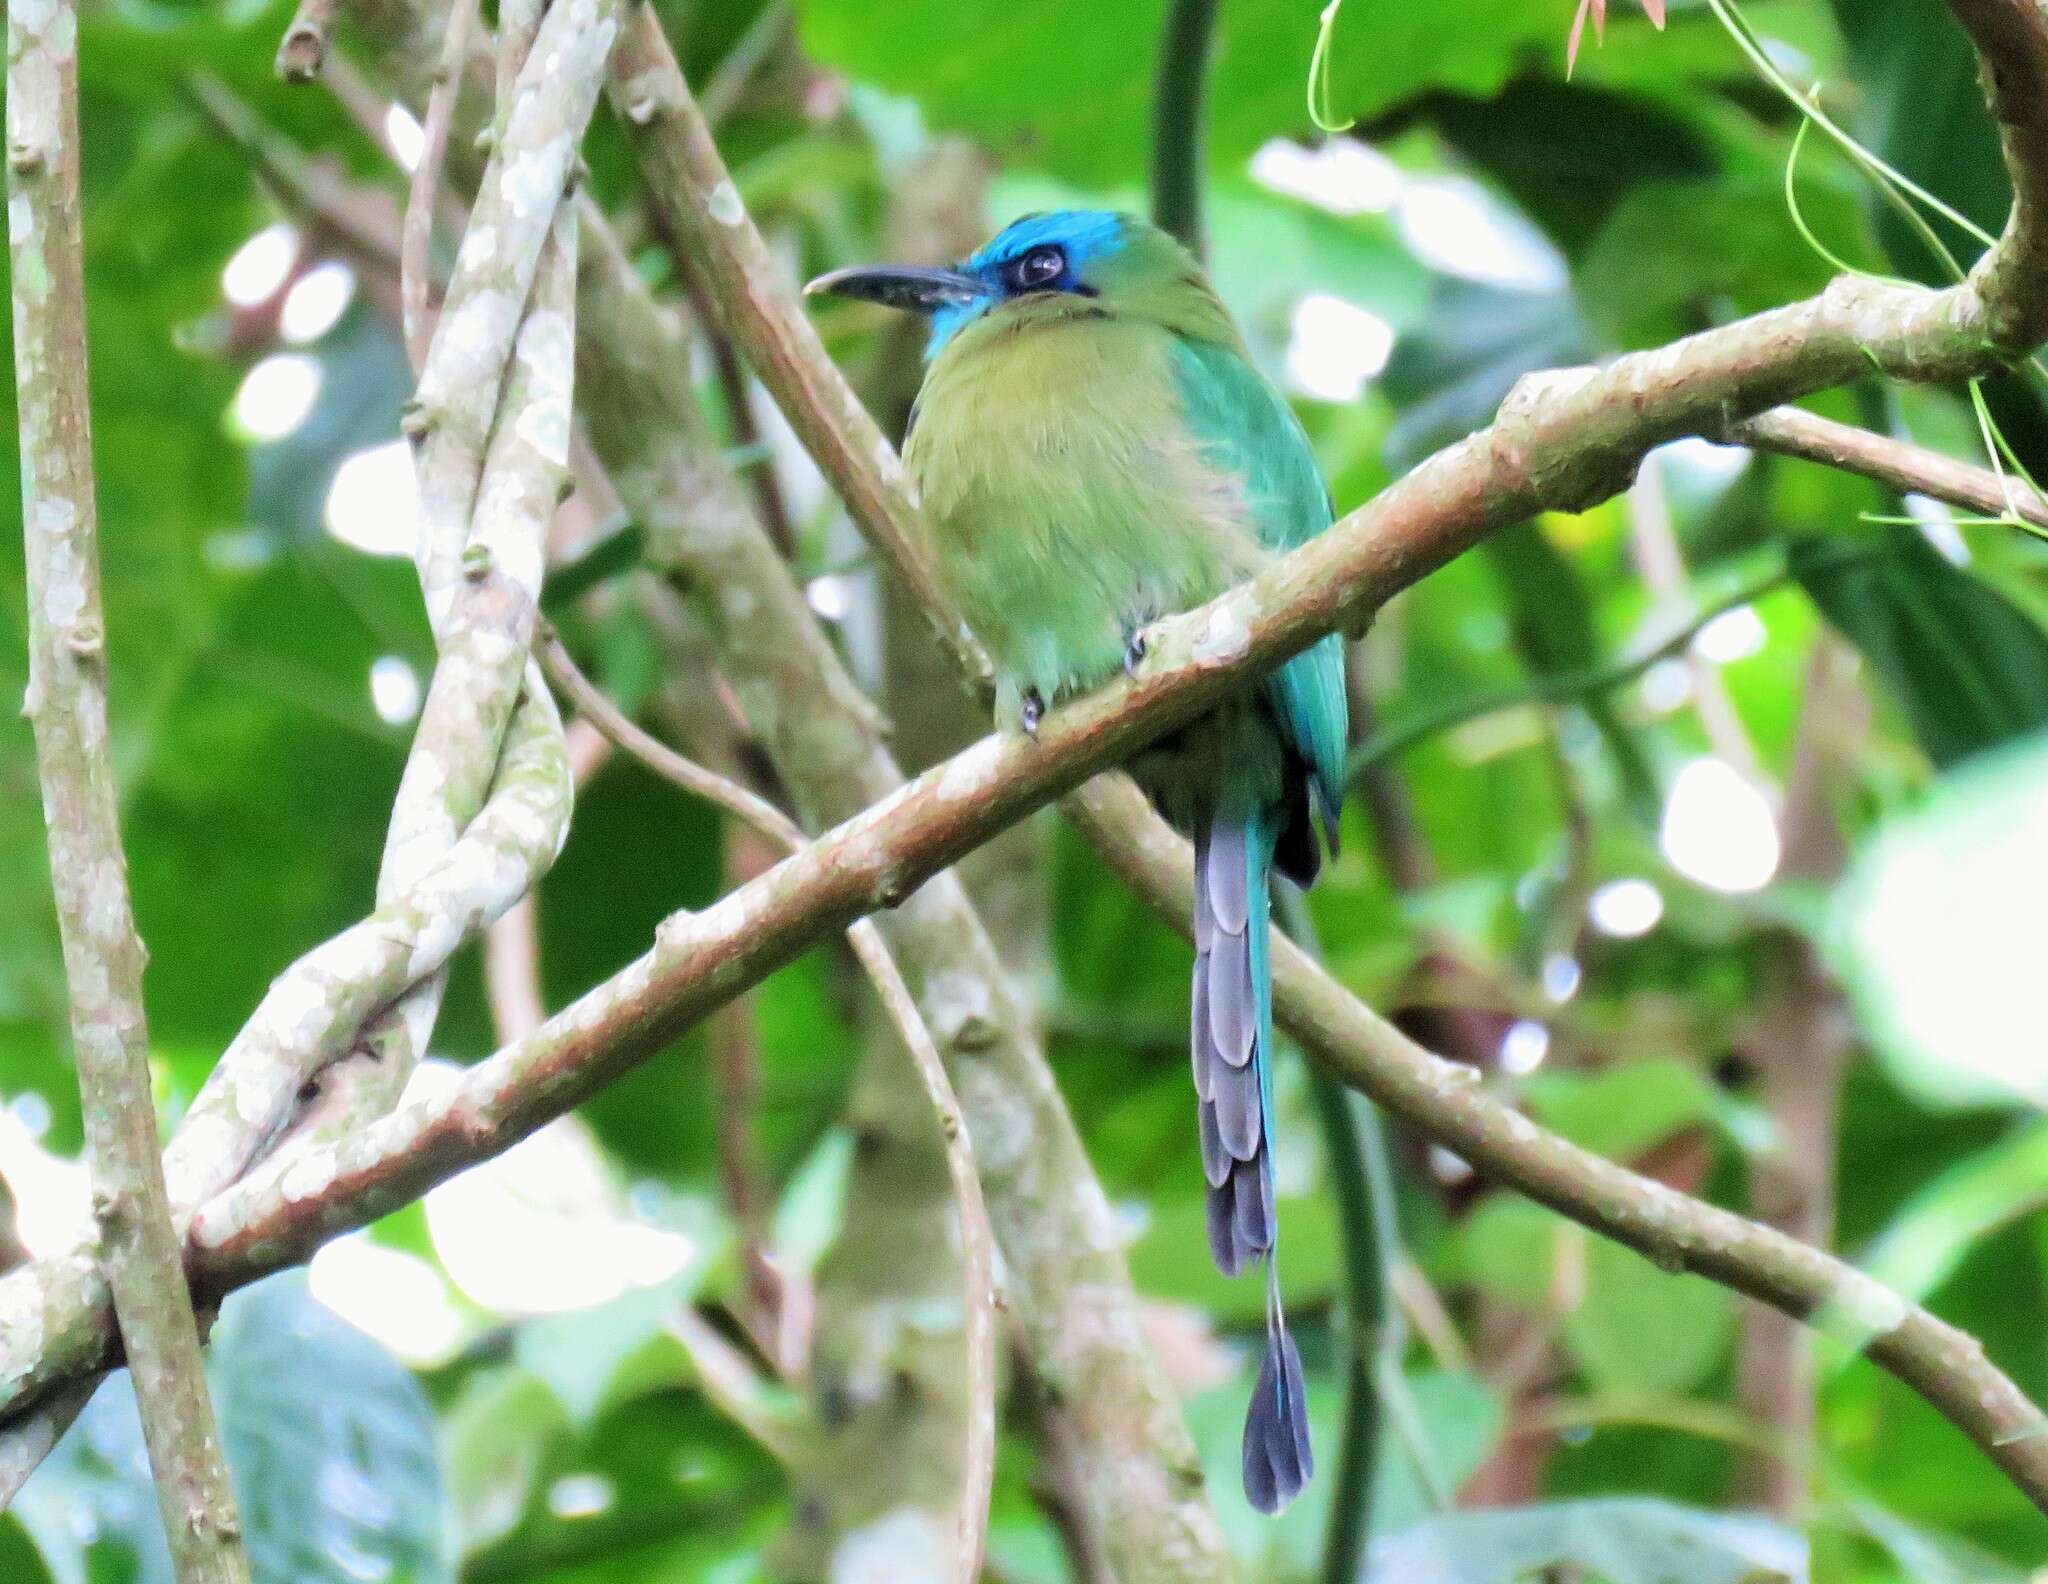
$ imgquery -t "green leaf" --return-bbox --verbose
[513,1275,704,1429]
[769,1126,856,1279]
[541,524,649,614]
[1562,1235,1735,1396]
[1792,531,2048,770]
[209,1272,452,1584]
[1370,1496,1808,1582]
[1462,1189,1736,1397]
[459,1389,783,1583]
[17,1272,451,1584]
[1128,1183,1344,1320]
[1458,1195,1563,1309]
[798,0,1561,190]
[1576,178,1851,350]
[1380,280,1590,469]
[1524,1057,1763,1163]
[1858,1120,2048,1303]
[1850,1499,2036,1584]
[1834,733,2048,1111]
[1826,0,2008,279]
[444,1366,571,1556]
[0,1514,59,1584]
[1419,78,1718,259]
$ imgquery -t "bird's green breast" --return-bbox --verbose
[905,306,1267,722]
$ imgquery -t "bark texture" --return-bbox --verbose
[8,2,250,1574]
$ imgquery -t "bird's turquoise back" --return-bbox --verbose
[1171,337,1349,851]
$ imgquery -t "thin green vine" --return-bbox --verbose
[1729,0,2048,534]
[1307,0,1354,132]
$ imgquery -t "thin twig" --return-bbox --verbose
[538,629,803,842]
[277,0,346,82]
[538,632,995,1582]
[400,0,476,367]
[1277,891,1391,1584]
[1348,564,1803,778]
[483,893,549,1043]
[1627,453,1763,779]
[1734,640,1865,1512]
[7,6,250,1576]
[839,924,997,1584]
[696,0,792,129]
[1150,0,1220,258]
[185,73,404,269]
[1729,404,2048,528]
[662,1307,800,1461]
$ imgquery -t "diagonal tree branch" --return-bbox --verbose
[7,4,250,1575]
[1066,775,2048,1507]
[607,9,988,685]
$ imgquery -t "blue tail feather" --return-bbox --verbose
[1193,804,1314,1513]
[1243,1265,1313,1513]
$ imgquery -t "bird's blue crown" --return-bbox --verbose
[927,209,1132,357]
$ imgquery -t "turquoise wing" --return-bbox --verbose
[1171,338,1349,841]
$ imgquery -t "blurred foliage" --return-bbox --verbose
[3,0,2047,1579]
[15,1274,449,1584]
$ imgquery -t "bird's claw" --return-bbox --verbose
[1123,628,1150,679]
[1019,688,1045,737]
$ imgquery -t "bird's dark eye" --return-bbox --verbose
[1007,245,1066,291]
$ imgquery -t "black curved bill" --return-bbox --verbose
[804,264,986,314]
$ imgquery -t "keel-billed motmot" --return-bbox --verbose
[811,209,1346,1514]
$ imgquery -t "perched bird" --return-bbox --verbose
[811,210,1346,1514]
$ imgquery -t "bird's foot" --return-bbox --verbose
[1122,628,1149,678]
[1019,688,1045,737]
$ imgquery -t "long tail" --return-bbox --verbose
[1192,808,1314,1514]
